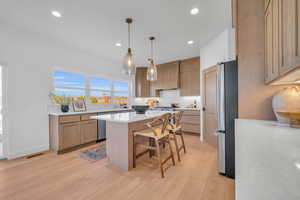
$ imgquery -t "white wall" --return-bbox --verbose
[0,22,129,159]
[200,28,236,70]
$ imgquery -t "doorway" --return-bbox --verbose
[202,66,218,148]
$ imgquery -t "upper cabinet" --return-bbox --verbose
[135,67,150,98]
[135,58,201,97]
[180,57,200,96]
[152,61,180,90]
[265,0,300,84]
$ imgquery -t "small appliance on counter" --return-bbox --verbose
[132,105,149,114]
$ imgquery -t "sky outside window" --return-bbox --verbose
[114,81,129,92]
[90,77,111,90]
[54,70,85,88]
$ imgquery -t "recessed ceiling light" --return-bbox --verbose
[115,42,122,47]
[51,11,62,18]
[187,40,194,45]
[190,8,199,15]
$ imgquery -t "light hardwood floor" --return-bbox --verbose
[0,134,235,200]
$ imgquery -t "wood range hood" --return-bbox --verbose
[135,57,200,98]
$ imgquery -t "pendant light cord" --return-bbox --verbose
[151,40,153,60]
[128,23,131,49]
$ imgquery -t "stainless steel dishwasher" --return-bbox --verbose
[97,112,107,142]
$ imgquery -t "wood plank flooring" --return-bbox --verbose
[0,134,235,200]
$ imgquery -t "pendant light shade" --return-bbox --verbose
[123,18,136,75]
[147,36,157,81]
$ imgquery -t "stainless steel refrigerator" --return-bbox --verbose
[216,60,238,179]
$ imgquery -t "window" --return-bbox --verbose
[113,81,129,104]
[53,70,86,96]
[89,77,112,104]
[52,70,129,104]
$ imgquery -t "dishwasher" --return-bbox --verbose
[97,113,107,142]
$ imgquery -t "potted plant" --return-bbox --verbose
[49,92,72,113]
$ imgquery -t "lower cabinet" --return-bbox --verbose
[80,120,97,144]
[49,113,98,153]
[178,110,201,134]
[60,122,81,150]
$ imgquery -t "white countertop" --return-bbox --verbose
[174,108,200,111]
[235,119,300,200]
[91,110,177,123]
[49,108,132,116]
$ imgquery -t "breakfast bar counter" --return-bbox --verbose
[91,111,175,170]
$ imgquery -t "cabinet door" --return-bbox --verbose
[280,0,297,75]
[152,61,179,90]
[135,68,150,97]
[80,120,97,144]
[180,58,200,96]
[265,0,280,83]
[60,122,81,150]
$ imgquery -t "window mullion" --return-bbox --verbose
[85,76,90,104]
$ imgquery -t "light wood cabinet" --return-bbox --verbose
[265,0,280,83]
[265,0,271,10]
[60,122,81,150]
[50,113,98,153]
[80,120,97,144]
[280,0,297,75]
[180,57,200,96]
[265,0,300,84]
[152,61,180,91]
[178,110,200,134]
[135,67,150,98]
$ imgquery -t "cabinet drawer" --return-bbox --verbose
[81,113,97,121]
[182,110,200,116]
[59,115,80,123]
[181,115,200,124]
[181,123,200,134]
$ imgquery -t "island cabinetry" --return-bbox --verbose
[49,113,98,153]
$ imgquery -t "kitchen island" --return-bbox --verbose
[91,111,175,170]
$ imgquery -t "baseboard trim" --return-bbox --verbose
[7,144,49,160]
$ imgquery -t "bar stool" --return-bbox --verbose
[133,113,175,178]
[167,111,187,162]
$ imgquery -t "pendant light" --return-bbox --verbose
[147,36,157,81]
[123,18,136,75]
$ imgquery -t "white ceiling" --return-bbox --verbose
[0,0,231,66]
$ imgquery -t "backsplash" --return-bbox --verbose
[133,89,201,108]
